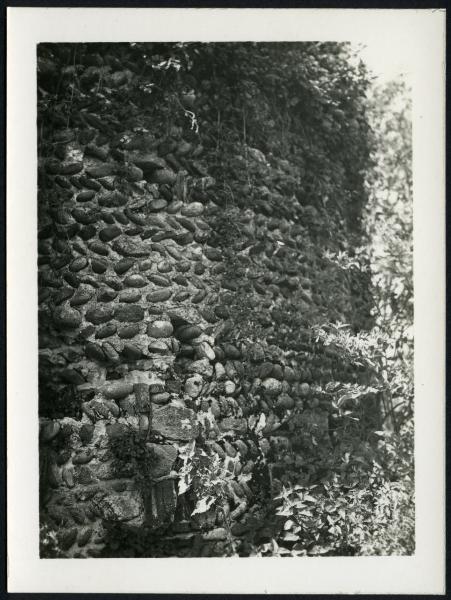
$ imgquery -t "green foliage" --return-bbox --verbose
[365,77,413,355]
[40,523,63,558]
[178,441,237,517]
[109,429,156,492]
[272,450,413,556]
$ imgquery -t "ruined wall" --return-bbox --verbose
[38,42,374,557]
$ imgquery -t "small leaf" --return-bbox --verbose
[191,496,215,515]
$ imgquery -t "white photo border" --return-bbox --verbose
[7,7,446,594]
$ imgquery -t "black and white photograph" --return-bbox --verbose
[7,6,445,595]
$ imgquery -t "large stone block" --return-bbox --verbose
[147,443,177,478]
[152,405,198,441]
[144,479,177,529]
[95,490,144,522]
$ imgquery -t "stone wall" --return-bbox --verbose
[38,42,375,557]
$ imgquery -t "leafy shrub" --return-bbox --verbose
[109,429,156,493]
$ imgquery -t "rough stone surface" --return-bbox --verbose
[152,405,199,441]
[95,491,144,522]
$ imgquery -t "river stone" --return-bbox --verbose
[202,528,227,541]
[149,382,165,394]
[105,277,123,291]
[138,259,154,272]
[70,285,95,306]
[148,273,171,287]
[60,368,85,385]
[147,320,173,338]
[79,225,97,240]
[72,208,98,225]
[85,143,109,161]
[174,261,191,274]
[172,231,193,246]
[70,256,89,272]
[284,366,298,383]
[132,153,167,172]
[99,225,122,242]
[97,288,118,303]
[192,290,207,303]
[91,258,108,274]
[148,340,170,354]
[64,272,80,288]
[89,241,109,256]
[276,393,295,410]
[124,274,147,288]
[149,198,168,212]
[152,405,198,441]
[175,324,203,342]
[224,380,236,395]
[98,191,127,208]
[259,362,274,379]
[151,169,176,185]
[53,305,82,329]
[103,381,134,399]
[204,247,223,261]
[114,304,144,322]
[103,399,120,418]
[223,343,241,359]
[72,450,94,465]
[214,305,230,319]
[147,444,177,478]
[85,342,106,362]
[157,260,173,273]
[86,306,114,324]
[165,246,182,260]
[62,467,75,488]
[115,258,135,275]
[54,287,75,305]
[122,343,143,360]
[118,323,140,339]
[113,236,153,257]
[151,392,171,405]
[41,420,61,442]
[181,202,204,217]
[173,290,190,302]
[52,254,72,270]
[262,377,283,396]
[184,374,203,398]
[173,274,188,287]
[191,359,213,378]
[299,382,310,396]
[77,190,96,202]
[96,323,117,339]
[79,324,95,339]
[272,364,284,380]
[146,289,172,302]
[118,289,142,303]
[194,262,206,275]
[125,208,147,226]
[95,491,143,522]
[102,342,120,362]
[86,164,116,178]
